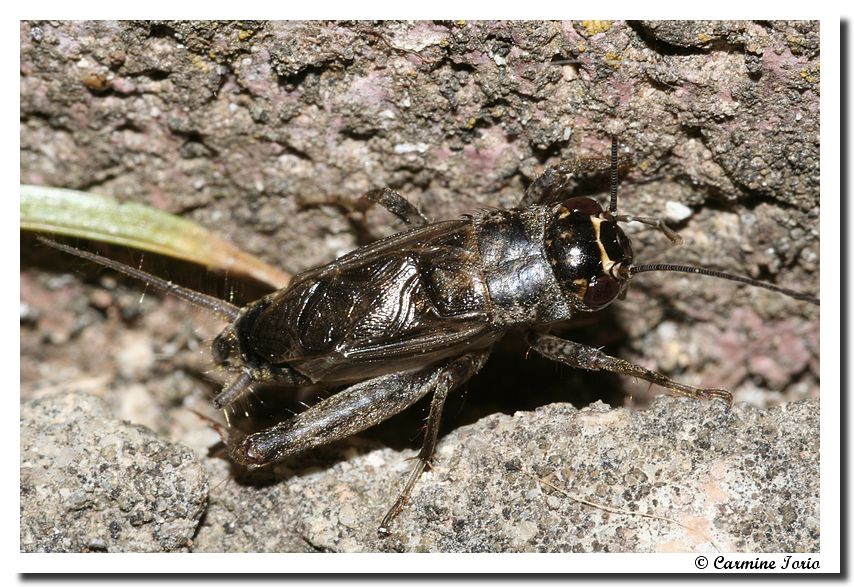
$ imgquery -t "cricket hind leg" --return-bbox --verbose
[227,352,489,528]
[227,366,444,466]
[526,332,732,405]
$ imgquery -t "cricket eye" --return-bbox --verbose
[583,274,622,308]
[562,196,603,215]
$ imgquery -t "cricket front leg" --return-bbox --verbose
[521,157,612,207]
[527,332,732,405]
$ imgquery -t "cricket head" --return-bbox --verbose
[546,195,634,311]
[547,136,819,309]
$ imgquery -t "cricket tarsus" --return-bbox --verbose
[40,135,818,536]
[377,351,488,535]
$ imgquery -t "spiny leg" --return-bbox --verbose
[214,365,310,409]
[229,365,444,466]
[527,332,732,405]
[522,136,630,207]
[227,351,488,468]
[521,157,616,207]
[378,350,489,535]
[360,187,430,227]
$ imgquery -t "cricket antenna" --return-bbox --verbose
[608,134,619,214]
[36,236,242,322]
[628,262,820,306]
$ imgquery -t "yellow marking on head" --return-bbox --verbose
[590,217,618,273]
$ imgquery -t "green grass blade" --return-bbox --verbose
[21,185,290,289]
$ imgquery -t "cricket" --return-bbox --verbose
[38,136,820,535]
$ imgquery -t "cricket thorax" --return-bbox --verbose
[475,206,575,326]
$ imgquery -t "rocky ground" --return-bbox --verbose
[20,20,820,553]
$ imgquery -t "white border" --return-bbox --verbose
[10,10,841,578]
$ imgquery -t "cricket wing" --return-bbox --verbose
[247,218,497,383]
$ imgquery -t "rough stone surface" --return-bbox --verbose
[194,396,819,552]
[21,20,820,552]
[18,386,818,553]
[20,393,208,552]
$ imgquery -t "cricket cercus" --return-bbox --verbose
[41,136,820,534]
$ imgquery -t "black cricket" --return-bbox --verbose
[40,137,819,534]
